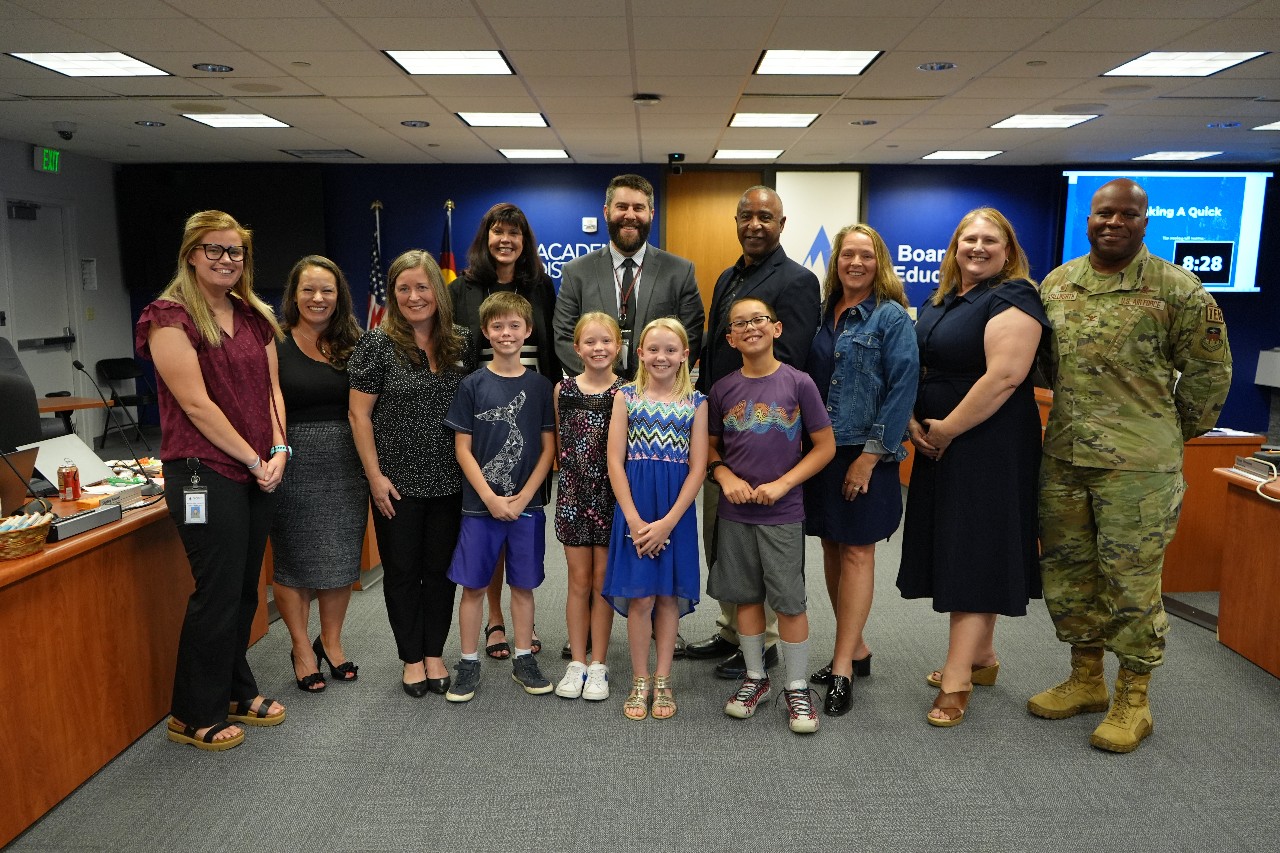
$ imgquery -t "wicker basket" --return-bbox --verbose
[0,516,53,560]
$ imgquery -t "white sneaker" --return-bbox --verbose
[582,662,610,701]
[555,661,587,699]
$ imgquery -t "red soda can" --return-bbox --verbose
[57,460,81,501]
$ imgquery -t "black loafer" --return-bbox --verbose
[425,675,450,695]
[714,645,779,679]
[824,675,852,716]
[687,634,739,660]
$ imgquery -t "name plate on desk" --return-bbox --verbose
[1233,456,1277,481]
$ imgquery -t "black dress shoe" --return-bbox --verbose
[402,679,430,698]
[561,642,592,660]
[425,675,450,695]
[687,634,739,660]
[714,645,779,679]
[824,675,852,716]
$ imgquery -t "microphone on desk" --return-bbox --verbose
[72,359,163,497]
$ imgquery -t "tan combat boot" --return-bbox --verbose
[1027,646,1109,719]
[1089,669,1153,753]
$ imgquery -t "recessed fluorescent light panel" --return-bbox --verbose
[499,148,568,159]
[730,113,818,128]
[714,149,784,160]
[1131,151,1221,161]
[458,112,547,127]
[1104,51,1265,77]
[991,114,1097,129]
[10,52,167,77]
[184,113,290,128]
[923,150,1003,160]
[1252,121,1280,131]
[386,50,512,75]
[755,50,880,76]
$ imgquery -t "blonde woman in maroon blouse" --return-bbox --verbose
[136,210,288,751]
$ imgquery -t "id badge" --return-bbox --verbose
[619,328,632,371]
[184,486,208,524]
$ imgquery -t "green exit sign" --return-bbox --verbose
[32,146,61,173]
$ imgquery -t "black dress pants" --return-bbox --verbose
[164,461,274,727]
[371,492,461,662]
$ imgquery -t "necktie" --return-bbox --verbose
[620,258,637,334]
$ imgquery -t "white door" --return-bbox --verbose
[4,200,79,423]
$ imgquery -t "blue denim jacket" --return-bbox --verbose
[806,297,919,461]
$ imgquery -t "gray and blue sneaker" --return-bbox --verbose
[512,653,554,695]
[445,659,482,703]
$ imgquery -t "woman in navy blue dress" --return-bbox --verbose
[896,207,1049,727]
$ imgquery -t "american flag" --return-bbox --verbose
[366,206,386,329]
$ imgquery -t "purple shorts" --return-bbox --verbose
[446,512,546,590]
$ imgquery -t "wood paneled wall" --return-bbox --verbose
[661,170,762,322]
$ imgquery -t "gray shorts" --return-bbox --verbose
[706,519,807,615]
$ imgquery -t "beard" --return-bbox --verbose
[607,215,651,254]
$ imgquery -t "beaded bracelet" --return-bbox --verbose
[247,456,261,470]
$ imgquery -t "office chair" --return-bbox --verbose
[0,337,70,441]
[96,357,157,451]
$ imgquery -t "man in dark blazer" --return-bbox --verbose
[688,185,822,678]
[553,174,703,379]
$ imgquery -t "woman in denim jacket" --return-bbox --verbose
[803,224,918,717]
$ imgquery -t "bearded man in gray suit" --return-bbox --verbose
[553,174,704,380]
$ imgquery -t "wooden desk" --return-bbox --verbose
[1163,433,1265,591]
[0,500,185,848]
[0,498,268,848]
[1212,468,1280,677]
[36,395,111,414]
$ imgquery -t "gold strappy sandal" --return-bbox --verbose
[651,674,676,720]
[624,675,650,721]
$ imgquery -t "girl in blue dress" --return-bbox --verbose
[604,318,708,721]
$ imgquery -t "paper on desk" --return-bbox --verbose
[1205,427,1260,436]
[17,433,114,485]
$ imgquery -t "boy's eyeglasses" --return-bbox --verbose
[197,243,246,261]
[728,314,776,332]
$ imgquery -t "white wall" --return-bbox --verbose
[0,137,131,443]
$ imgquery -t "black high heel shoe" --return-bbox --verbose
[291,651,326,693]
[824,675,852,716]
[313,636,358,682]
[810,653,873,686]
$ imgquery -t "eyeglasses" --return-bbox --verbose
[728,314,776,332]
[197,243,245,261]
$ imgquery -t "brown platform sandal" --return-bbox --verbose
[227,697,285,727]
[926,661,1000,688]
[651,674,676,720]
[624,676,650,720]
[927,688,971,727]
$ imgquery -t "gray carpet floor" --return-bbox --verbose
[9,483,1279,853]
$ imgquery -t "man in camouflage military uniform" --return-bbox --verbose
[1030,178,1232,753]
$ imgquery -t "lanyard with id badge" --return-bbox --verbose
[183,457,207,524]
